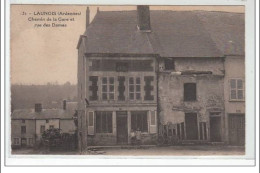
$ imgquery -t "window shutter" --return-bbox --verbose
[88,111,94,135]
[149,110,157,134]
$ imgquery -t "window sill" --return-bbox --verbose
[229,99,245,102]
[183,100,198,102]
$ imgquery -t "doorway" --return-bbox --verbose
[185,113,198,140]
[116,111,128,144]
[228,114,245,145]
[21,138,27,147]
[210,115,222,142]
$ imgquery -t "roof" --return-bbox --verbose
[81,10,244,57]
[11,109,75,120]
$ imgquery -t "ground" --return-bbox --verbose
[12,145,245,156]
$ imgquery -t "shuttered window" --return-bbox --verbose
[88,111,94,135]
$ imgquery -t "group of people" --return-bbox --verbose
[130,128,142,145]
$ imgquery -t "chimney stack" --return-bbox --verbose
[63,100,67,110]
[137,5,151,31]
[35,103,42,113]
[86,7,90,28]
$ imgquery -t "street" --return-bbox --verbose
[12,145,245,156]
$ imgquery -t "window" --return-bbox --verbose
[96,111,112,133]
[102,77,115,100]
[89,76,98,101]
[164,59,175,70]
[144,76,154,100]
[199,122,207,140]
[230,79,244,100]
[118,76,126,101]
[129,77,141,100]
[131,111,148,132]
[13,138,20,145]
[21,126,26,134]
[22,120,25,123]
[40,125,45,133]
[28,138,33,145]
[184,83,196,101]
[46,120,49,123]
[49,125,54,129]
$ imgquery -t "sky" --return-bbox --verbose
[10,5,244,85]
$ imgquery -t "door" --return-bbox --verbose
[210,116,222,142]
[229,114,245,146]
[185,113,198,140]
[21,138,27,147]
[116,111,128,144]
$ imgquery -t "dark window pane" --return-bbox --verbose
[129,85,134,92]
[184,83,196,101]
[237,90,243,99]
[129,77,134,84]
[96,112,101,133]
[102,77,107,84]
[230,79,236,88]
[136,77,141,84]
[130,93,134,100]
[164,59,175,70]
[107,113,112,133]
[109,85,114,92]
[131,111,147,132]
[237,80,243,89]
[136,85,141,92]
[136,93,141,100]
[231,90,237,99]
[102,85,107,92]
[109,77,114,84]
[203,123,207,140]
[144,76,154,100]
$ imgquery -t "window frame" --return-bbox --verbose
[184,83,197,101]
[101,77,115,101]
[21,126,26,134]
[128,77,142,101]
[164,58,175,71]
[131,111,148,133]
[95,111,113,134]
[229,78,245,101]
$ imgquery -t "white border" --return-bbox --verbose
[2,0,258,167]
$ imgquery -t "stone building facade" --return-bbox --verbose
[77,6,244,147]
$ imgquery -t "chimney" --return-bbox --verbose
[86,7,90,28]
[137,5,151,31]
[35,103,42,113]
[63,100,67,110]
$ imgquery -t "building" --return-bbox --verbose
[77,6,244,146]
[11,101,77,148]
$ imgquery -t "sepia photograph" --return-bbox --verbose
[9,4,248,159]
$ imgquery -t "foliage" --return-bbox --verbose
[41,128,77,151]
